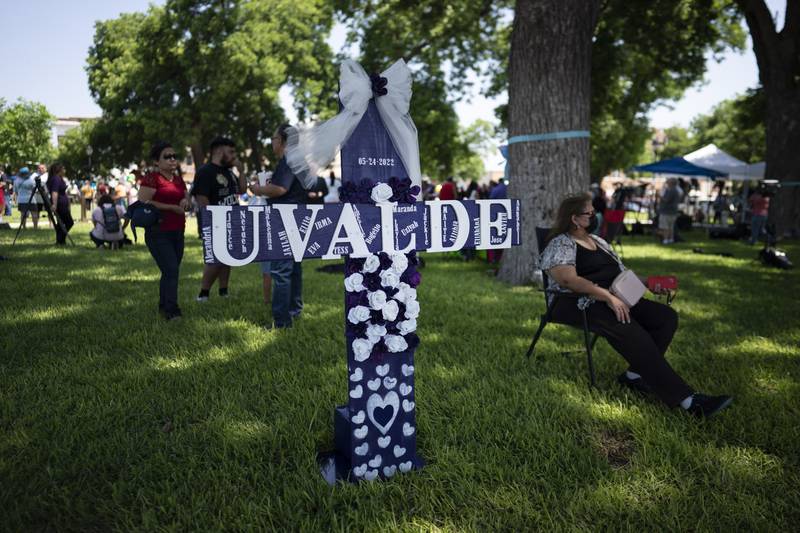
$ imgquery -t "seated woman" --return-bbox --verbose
[90,194,127,249]
[540,192,732,418]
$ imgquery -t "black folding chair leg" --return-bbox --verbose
[525,317,548,359]
[590,333,599,350]
[581,309,596,388]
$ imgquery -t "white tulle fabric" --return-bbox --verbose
[284,59,421,190]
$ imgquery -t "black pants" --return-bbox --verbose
[145,229,185,315]
[551,297,693,407]
[55,204,74,244]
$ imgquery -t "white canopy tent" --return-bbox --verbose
[684,144,765,181]
[729,161,766,181]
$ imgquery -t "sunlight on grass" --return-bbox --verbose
[221,419,273,443]
[7,303,89,325]
[1,229,799,530]
[711,445,783,484]
[730,336,799,357]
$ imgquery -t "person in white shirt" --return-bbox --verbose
[90,194,127,249]
[323,171,340,203]
[250,169,272,306]
[14,167,46,229]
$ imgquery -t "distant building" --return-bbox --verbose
[51,117,96,148]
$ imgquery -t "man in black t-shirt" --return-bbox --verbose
[192,136,247,302]
[250,124,308,328]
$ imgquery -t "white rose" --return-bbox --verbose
[366,323,387,343]
[347,305,371,324]
[367,290,387,310]
[362,254,381,274]
[405,299,420,319]
[352,338,373,361]
[384,335,408,353]
[390,253,409,274]
[382,299,399,322]
[371,182,393,203]
[401,285,417,304]
[398,318,417,335]
[380,269,401,289]
[345,273,365,292]
[394,282,411,304]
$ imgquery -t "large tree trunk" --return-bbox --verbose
[738,0,800,237]
[765,87,800,237]
[498,0,602,285]
[190,140,205,172]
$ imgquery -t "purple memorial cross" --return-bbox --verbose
[200,60,521,484]
[325,100,425,483]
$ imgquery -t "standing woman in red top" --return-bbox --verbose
[138,141,191,320]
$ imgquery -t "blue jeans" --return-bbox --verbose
[145,229,184,315]
[750,215,767,244]
[270,259,303,327]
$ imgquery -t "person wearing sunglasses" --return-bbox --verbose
[138,141,191,320]
[539,192,733,418]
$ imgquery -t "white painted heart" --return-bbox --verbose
[402,422,415,437]
[366,391,400,435]
[355,443,369,456]
[401,364,414,377]
[383,465,397,478]
[368,455,382,468]
[402,399,415,412]
[351,410,366,424]
[383,377,397,390]
[376,364,390,377]
[367,378,381,391]
[354,425,368,439]
[399,383,413,396]
[393,445,406,458]
[399,461,413,473]
[349,367,363,382]
[378,436,391,448]
[349,385,363,399]
[364,469,379,481]
[353,463,367,477]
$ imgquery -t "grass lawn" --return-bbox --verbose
[2,210,799,531]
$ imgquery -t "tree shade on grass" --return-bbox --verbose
[1,216,799,530]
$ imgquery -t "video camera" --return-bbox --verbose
[759,179,780,197]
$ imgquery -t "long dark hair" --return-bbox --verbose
[49,162,64,177]
[548,192,593,243]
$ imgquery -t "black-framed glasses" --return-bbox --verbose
[578,210,596,217]
[162,154,178,161]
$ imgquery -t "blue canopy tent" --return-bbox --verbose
[632,157,727,178]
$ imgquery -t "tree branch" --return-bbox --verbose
[736,0,779,85]
[783,0,799,37]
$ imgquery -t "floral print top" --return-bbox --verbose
[539,233,625,309]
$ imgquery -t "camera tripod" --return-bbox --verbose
[12,177,74,246]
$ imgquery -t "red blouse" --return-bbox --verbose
[141,172,187,232]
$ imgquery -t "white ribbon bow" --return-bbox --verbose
[285,59,421,190]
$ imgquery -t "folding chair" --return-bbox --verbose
[603,209,625,257]
[526,227,600,387]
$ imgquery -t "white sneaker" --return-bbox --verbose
[196,295,209,302]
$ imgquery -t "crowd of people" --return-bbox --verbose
[587,177,773,247]
[1,128,512,329]
[0,165,141,228]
